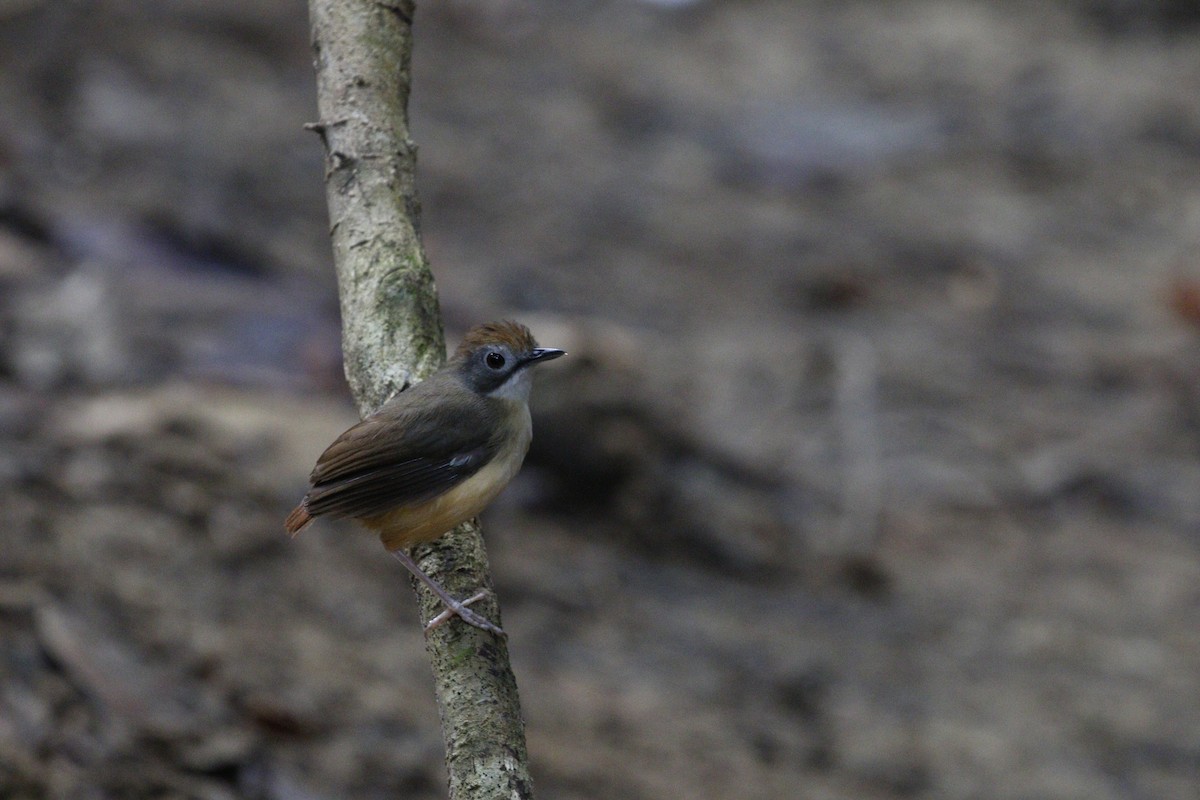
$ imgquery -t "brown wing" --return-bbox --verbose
[302,378,502,520]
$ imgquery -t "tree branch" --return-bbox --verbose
[306,1,534,797]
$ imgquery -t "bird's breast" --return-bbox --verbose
[368,401,532,551]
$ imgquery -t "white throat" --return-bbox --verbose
[487,367,535,402]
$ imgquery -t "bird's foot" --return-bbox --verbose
[425,590,506,637]
[390,549,505,637]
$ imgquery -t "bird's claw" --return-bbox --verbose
[425,590,506,637]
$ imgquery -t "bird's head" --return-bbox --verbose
[453,320,565,400]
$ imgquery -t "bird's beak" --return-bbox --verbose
[524,347,566,365]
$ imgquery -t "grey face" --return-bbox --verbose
[462,345,565,399]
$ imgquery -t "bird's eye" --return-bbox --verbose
[485,351,506,369]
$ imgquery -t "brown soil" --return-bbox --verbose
[2,1,1199,798]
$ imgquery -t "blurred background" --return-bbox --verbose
[3,0,1200,797]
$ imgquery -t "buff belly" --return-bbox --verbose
[363,409,531,551]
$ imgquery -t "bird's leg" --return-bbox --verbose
[390,549,505,637]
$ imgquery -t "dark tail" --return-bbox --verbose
[284,502,313,537]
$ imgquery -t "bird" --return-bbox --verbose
[285,320,565,636]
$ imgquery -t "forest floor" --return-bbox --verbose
[2,1,1200,798]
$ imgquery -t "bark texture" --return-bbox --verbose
[307,2,534,797]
